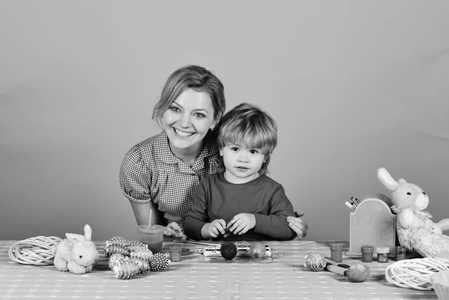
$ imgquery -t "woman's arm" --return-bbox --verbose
[130,200,162,226]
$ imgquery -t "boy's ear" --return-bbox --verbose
[219,148,223,156]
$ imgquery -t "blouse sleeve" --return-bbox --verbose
[119,146,153,205]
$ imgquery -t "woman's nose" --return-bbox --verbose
[179,113,191,127]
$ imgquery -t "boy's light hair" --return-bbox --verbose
[217,103,277,176]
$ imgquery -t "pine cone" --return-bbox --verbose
[128,241,148,252]
[150,253,169,272]
[113,260,140,279]
[108,253,126,270]
[130,248,153,261]
[105,236,130,257]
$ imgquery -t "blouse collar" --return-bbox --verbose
[155,130,218,172]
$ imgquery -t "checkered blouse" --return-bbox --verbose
[119,131,220,224]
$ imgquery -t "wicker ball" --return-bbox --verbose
[304,253,327,272]
[150,253,169,272]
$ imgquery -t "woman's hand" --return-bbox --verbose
[287,211,308,240]
[228,213,256,235]
[164,222,186,240]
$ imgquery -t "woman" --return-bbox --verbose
[119,65,308,239]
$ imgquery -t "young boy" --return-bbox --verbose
[183,103,298,241]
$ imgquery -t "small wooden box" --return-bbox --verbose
[348,193,398,256]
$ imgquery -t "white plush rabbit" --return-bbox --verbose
[377,168,449,259]
[54,224,99,274]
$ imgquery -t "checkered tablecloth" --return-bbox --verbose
[0,240,438,299]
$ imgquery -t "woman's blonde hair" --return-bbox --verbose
[152,65,226,129]
[217,103,277,175]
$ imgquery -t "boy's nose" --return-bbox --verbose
[238,153,249,162]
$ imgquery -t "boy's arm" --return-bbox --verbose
[253,185,297,240]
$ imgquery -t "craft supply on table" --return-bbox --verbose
[361,246,374,263]
[348,193,397,257]
[304,253,370,282]
[136,224,165,253]
[329,243,344,262]
[376,246,390,263]
[395,246,407,261]
[199,244,272,258]
[385,257,449,290]
[430,270,449,300]
[8,236,62,265]
[169,245,182,262]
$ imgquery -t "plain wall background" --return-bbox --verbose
[1,0,449,242]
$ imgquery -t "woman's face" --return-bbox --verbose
[162,88,216,155]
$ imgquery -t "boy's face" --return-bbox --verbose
[220,144,266,184]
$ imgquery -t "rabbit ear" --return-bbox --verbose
[398,178,407,184]
[84,224,92,241]
[377,168,399,191]
[66,233,86,242]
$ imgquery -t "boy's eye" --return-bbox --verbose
[230,147,239,152]
[250,150,258,154]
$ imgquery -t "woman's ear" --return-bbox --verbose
[211,113,222,130]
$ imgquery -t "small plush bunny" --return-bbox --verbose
[377,167,449,259]
[54,224,99,274]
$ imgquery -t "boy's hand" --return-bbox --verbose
[207,219,227,238]
[287,211,308,240]
[228,213,256,235]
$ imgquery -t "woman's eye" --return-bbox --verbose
[194,113,206,118]
[170,106,180,112]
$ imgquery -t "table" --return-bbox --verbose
[0,240,438,299]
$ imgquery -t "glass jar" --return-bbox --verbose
[329,243,344,262]
[376,246,390,263]
[361,246,374,263]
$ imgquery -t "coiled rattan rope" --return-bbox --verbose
[8,236,62,266]
[385,257,449,290]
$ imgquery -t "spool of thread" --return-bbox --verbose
[361,246,374,263]
[329,243,344,262]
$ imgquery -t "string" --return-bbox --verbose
[385,257,449,290]
[8,236,62,266]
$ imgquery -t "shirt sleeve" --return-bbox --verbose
[119,146,153,205]
[253,184,296,240]
[183,179,210,240]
